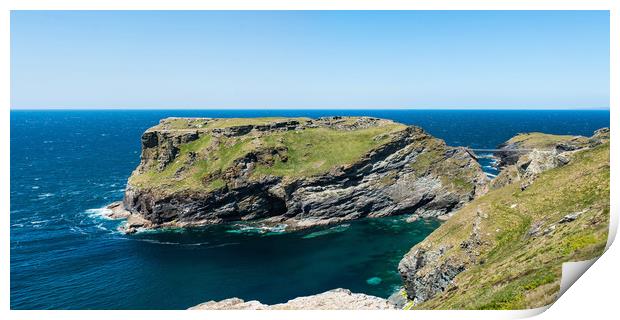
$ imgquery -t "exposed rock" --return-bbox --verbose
[559,210,586,223]
[103,201,131,219]
[190,298,268,310]
[399,210,487,304]
[491,129,609,189]
[542,224,556,236]
[189,289,396,310]
[118,117,488,232]
[591,127,610,144]
[517,149,557,190]
[387,289,408,309]
[527,221,544,238]
[119,214,154,234]
[398,245,465,305]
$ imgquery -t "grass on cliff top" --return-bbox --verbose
[155,117,312,130]
[129,123,407,192]
[506,132,589,149]
[412,142,609,310]
[253,125,405,177]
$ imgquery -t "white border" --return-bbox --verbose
[1,1,617,320]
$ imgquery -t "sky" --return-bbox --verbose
[10,10,610,109]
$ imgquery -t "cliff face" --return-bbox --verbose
[120,116,487,233]
[398,129,609,309]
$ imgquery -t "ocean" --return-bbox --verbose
[10,109,610,309]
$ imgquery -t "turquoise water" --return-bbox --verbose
[10,109,610,309]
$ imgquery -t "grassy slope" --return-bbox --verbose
[506,132,589,149]
[129,118,407,192]
[253,125,404,177]
[413,142,609,310]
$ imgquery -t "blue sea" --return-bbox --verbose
[10,109,610,309]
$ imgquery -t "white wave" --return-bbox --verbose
[69,226,87,235]
[135,239,181,245]
[485,172,498,178]
[302,224,351,239]
[226,223,288,235]
[182,242,212,246]
[95,223,111,231]
[37,193,54,199]
[85,207,113,220]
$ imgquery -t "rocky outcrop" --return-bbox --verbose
[118,116,488,233]
[398,129,610,309]
[189,288,396,310]
[490,128,609,190]
[398,210,485,304]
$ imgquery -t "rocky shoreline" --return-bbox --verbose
[189,288,396,310]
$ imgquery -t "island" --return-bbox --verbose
[108,116,487,233]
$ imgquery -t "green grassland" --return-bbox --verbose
[253,125,405,177]
[506,132,589,149]
[412,142,609,309]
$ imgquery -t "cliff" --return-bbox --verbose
[491,128,609,190]
[398,129,609,309]
[117,116,488,233]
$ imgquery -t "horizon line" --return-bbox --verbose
[9,107,612,111]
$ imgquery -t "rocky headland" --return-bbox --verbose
[398,128,609,309]
[111,116,487,233]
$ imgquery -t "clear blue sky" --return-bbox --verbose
[11,10,609,109]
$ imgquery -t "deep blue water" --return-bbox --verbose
[10,109,609,309]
